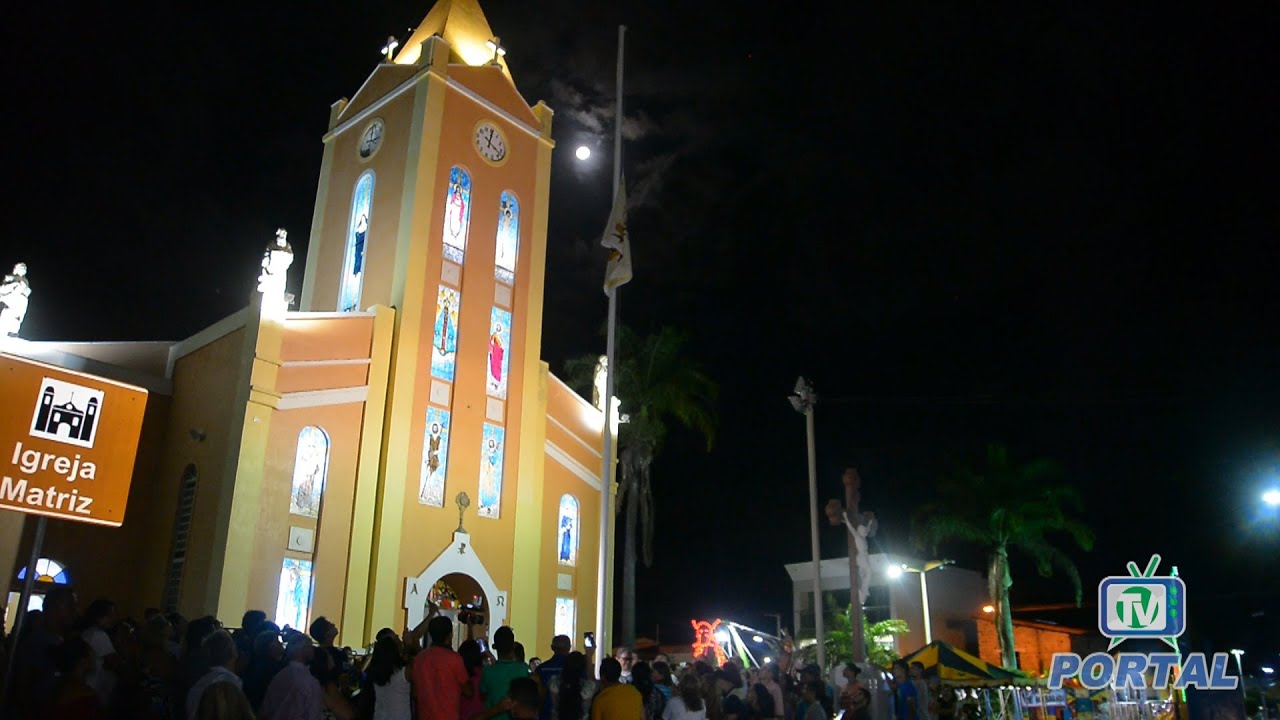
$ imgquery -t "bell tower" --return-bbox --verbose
[297,0,557,636]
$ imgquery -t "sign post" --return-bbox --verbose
[0,353,147,700]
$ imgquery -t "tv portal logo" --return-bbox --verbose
[1047,554,1236,691]
[1101,576,1183,641]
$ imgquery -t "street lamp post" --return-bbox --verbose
[888,559,954,646]
[1229,649,1246,709]
[790,376,825,671]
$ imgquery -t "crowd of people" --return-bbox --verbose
[0,588,947,720]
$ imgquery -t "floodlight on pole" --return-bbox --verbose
[1229,649,1246,705]
[887,558,954,645]
[1263,488,1280,507]
[790,376,825,671]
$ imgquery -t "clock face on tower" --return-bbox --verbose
[359,118,385,160]
[474,120,508,164]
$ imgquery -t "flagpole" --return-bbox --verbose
[595,23,625,675]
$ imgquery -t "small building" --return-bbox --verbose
[784,555,1100,673]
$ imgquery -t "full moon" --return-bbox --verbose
[575,145,591,160]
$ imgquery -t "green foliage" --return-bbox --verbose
[821,597,910,668]
[909,443,1095,667]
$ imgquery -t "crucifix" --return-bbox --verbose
[825,468,876,664]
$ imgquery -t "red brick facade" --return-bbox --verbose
[977,620,1073,674]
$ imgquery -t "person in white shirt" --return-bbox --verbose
[79,598,121,707]
[662,674,707,720]
[614,647,636,684]
[187,630,251,720]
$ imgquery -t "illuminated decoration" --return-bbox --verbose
[289,426,329,518]
[16,557,71,585]
[0,262,31,337]
[557,495,579,565]
[339,172,374,312]
[431,286,461,381]
[275,557,313,631]
[477,423,505,518]
[429,579,460,609]
[486,307,512,398]
[442,166,472,263]
[419,406,452,507]
[555,597,575,639]
[691,618,729,666]
[495,192,519,284]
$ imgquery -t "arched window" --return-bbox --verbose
[557,495,579,566]
[163,464,199,612]
[442,166,472,263]
[16,558,71,585]
[494,191,519,284]
[290,426,329,519]
[339,172,375,312]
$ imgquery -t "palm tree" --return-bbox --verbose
[566,325,717,645]
[911,444,1094,669]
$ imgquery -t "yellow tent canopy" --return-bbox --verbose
[898,641,1030,686]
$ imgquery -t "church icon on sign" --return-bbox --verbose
[31,377,105,449]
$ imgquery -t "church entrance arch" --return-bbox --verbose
[404,531,508,645]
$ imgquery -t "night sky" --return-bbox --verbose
[7,2,1278,660]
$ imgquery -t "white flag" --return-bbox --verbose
[601,177,632,293]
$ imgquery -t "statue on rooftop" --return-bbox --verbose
[257,228,294,297]
[0,263,31,337]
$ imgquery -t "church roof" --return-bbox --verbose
[393,0,512,81]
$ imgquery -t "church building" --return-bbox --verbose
[0,0,613,652]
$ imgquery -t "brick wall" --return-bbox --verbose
[976,620,1073,674]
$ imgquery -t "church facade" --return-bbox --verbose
[0,0,613,652]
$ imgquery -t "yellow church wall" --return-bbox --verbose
[388,72,546,633]
[163,327,253,618]
[279,314,375,360]
[242,401,365,633]
[535,454,603,656]
[306,86,416,313]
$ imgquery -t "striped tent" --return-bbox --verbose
[898,641,1029,685]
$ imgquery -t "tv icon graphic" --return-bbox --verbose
[1099,576,1185,639]
[30,377,105,449]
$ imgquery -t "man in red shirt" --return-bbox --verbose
[413,616,471,720]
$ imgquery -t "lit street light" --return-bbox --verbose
[1230,649,1246,706]
[886,559,954,645]
[1263,488,1280,507]
[576,145,591,161]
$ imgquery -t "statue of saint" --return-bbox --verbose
[852,512,878,606]
[0,263,31,337]
[592,355,608,411]
[257,229,294,295]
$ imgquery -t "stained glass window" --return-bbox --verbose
[16,558,71,585]
[495,192,520,284]
[419,406,452,507]
[275,557,313,632]
[477,423,505,518]
[431,286,461,382]
[442,166,472,264]
[558,495,579,566]
[339,172,375,312]
[554,597,576,640]
[486,307,512,399]
[290,426,329,519]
